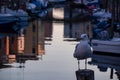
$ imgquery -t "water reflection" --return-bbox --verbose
[64,21,92,41]
[0,19,47,66]
[0,64,13,69]
[0,7,119,80]
[75,69,94,80]
[89,54,120,80]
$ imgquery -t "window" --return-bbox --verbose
[32,24,36,32]
[32,48,36,53]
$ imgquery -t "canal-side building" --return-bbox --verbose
[10,35,24,54]
[0,36,9,64]
[24,20,45,56]
[0,36,17,64]
[44,21,53,41]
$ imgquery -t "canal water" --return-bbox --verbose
[0,20,119,80]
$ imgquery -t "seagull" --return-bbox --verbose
[73,34,93,69]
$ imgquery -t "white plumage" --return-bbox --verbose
[73,34,93,60]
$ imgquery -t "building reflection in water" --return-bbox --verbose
[64,3,92,41]
[0,34,18,65]
[44,20,53,42]
[89,54,120,80]
[75,54,120,80]
[0,19,51,66]
[24,20,45,57]
[64,22,92,40]
[75,59,94,80]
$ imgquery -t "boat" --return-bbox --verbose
[91,18,120,54]
[0,13,17,33]
[91,0,120,55]
[0,8,29,33]
[26,0,48,19]
[91,38,120,54]
[0,21,17,33]
[0,13,17,25]
[0,0,29,27]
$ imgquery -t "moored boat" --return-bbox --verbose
[91,18,120,54]
[91,38,120,54]
[0,13,17,24]
[0,13,17,33]
[90,0,120,55]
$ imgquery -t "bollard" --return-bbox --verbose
[75,69,94,80]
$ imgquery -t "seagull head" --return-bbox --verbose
[80,34,89,40]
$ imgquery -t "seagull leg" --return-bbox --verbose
[85,59,87,69]
[78,60,80,70]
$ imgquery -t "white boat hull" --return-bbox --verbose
[91,39,120,54]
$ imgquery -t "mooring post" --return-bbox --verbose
[76,69,94,80]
